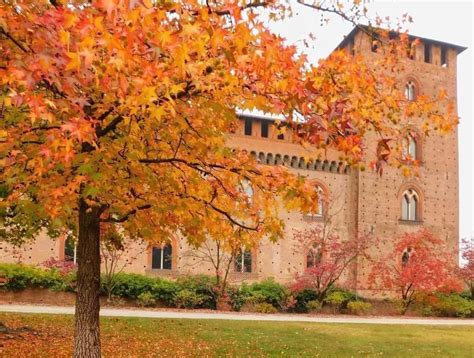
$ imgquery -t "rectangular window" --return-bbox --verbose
[152,245,172,270]
[277,133,284,140]
[441,46,448,67]
[424,43,431,63]
[261,121,269,138]
[244,118,252,136]
[234,249,252,273]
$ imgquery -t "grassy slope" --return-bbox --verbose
[0,313,473,357]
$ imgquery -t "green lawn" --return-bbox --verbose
[0,313,473,357]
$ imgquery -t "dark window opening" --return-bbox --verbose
[152,244,172,270]
[407,42,415,60]
[234,249,252,273]
[441,47,448,67]
[64,237,76,263]
[402,248,412,266]
[306,248,322,268]
[424,43,431,63]
[277,132,284,140]
[261,121,269,138]
[244,118,252,136]
[371,39,379,52]
[348,38,355,56]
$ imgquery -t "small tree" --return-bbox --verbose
[100,223,142,302]
[369,229,462,314]
[182,234,248,310]
[292,202,372,302]
[459,237,474,299]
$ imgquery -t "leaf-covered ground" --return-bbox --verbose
[0,313,472,357]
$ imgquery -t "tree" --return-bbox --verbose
[459,237,474,299]
[292,200,373,302]
[182,231,254,310]
[368,229,462,314]
[0,0,456,356]
[100,222,143,302]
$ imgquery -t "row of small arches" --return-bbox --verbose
[249,151,351,174]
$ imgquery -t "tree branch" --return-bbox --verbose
[185,194,260,231]
[0,27,30,53]
[100,204,152,223]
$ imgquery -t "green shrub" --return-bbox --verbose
[306,300,322,313]
[0,263,72,291]
[151,279,180,306]
[227,285,247,312]
[244,279,287,308]
[173,289,206,309]
[254,303,278,314]
[431,294,473,318]
[175,275,216,309]
[293,289,318,313]
[324,289,357,313]
[137,292,156,307]
[347,301,372,315]
[105,273,157,299]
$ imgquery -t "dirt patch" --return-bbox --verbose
[0,289,76,306]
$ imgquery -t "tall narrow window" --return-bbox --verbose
[402,248,413,266]
[407,41,416,60]
[404,81,416,101]
[244,118,252,136]
[151,244,172,270]
[424,43,431,63]
[348,37,355,56]
[64,237,77,264]
[306,245,322,268]
[261,121,269,138]
[441,47,448,67]
[307,184,326,219]
[234,248,252,273]
[402,134,417,160]
[401,189,419,221]
[315,185,324,217]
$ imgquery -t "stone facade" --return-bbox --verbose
[1,28,465,294]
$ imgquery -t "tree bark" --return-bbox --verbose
[74,199,101,358]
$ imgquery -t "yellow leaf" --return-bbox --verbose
[0,129,7,142]
[66,52,80,71]
[59,30,70,48]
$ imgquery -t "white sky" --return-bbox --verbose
[269,0,473,241]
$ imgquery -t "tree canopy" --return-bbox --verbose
[0,0,456,246]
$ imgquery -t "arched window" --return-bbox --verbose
[234,248,252,273]
[402,134,417,160]
[401,189,419,221]
[401,247,413,266]
[151,244,172,270]
[306,245,322,268]
[315,185,325,217]
[64,237,77,264]
[405,81,416,101]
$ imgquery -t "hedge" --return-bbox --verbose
[1,264,472,317]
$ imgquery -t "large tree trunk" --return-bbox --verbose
[74,199,101,357]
